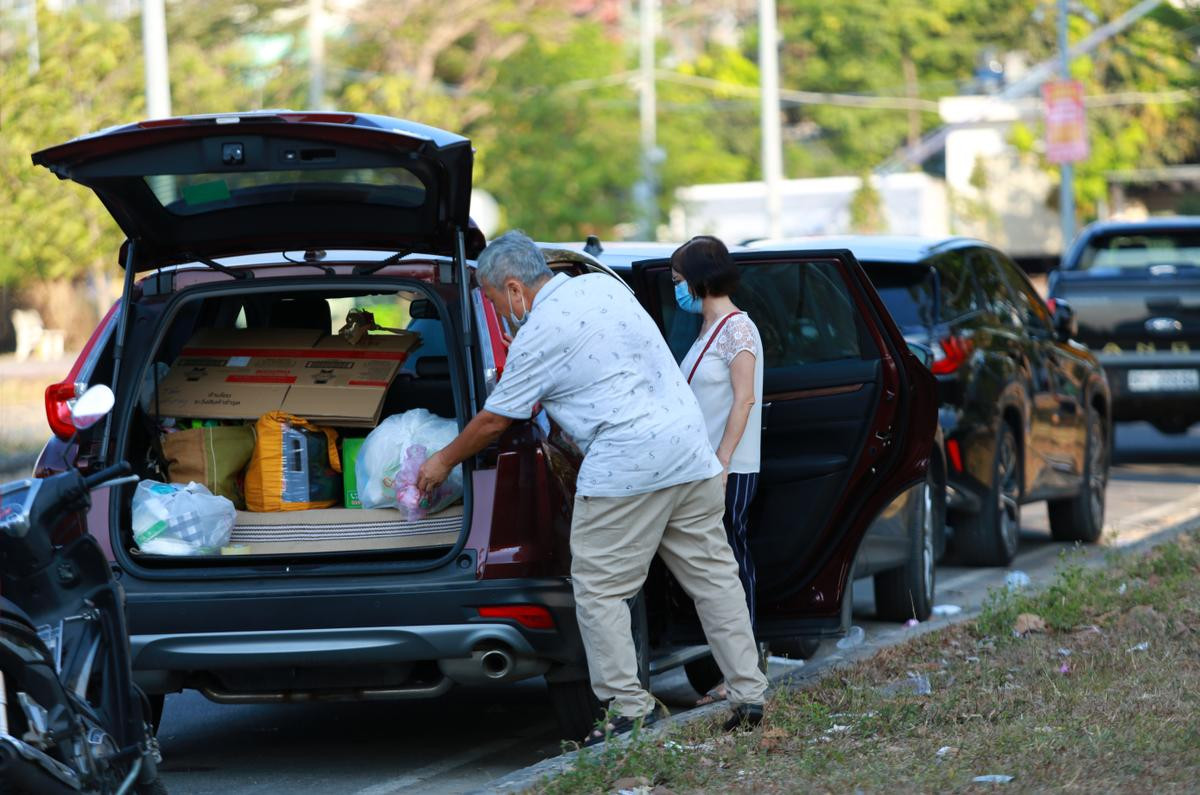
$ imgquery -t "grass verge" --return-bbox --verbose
[535,533,1200,793]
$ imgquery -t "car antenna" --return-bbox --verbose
[584,235,604,256]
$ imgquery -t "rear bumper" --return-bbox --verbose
[124,575,587,696]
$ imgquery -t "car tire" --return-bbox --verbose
[1048,405,1107,543]
[547,590,650,740]
[955,422,1021,566]
[873,470,938,621]
[770,636,821,660]
[683,654,723,698]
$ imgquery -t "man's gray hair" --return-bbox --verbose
[476,230,553,289]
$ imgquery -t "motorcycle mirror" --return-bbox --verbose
[71,384,115,430]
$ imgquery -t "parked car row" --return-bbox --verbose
[23,111,1116,740]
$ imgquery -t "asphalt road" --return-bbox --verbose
[155,422,1200,795]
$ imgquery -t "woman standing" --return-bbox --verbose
[672,236,764,639]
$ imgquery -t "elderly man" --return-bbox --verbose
[417,231,767,741]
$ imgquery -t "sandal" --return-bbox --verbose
[694,682,728,707]
[582,709,660,747]
[722,702,764,732]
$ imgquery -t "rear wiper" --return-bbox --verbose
[354,250,413,276]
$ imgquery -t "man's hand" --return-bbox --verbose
[717,450,732,488]
[417,450,453,495]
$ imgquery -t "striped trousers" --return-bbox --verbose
[723,471,759,628]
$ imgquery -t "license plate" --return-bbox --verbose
[1127,369,1200,392]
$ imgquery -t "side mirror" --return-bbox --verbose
[71,384,115,430]
[1046,297,1077,342]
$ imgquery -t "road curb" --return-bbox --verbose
[477,496,1200,795]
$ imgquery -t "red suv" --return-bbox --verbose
[29,112,935,738]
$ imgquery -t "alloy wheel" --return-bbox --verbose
[997,431,1020,556]
[1087,413,1107,531]
[921,479,935,603]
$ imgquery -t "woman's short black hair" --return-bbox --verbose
[670,235,740,298]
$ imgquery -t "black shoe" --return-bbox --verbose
[722,703,764,731]
[582,709,662,747]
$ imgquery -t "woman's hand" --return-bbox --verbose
[717,450,732,488]
[417,450,452,495]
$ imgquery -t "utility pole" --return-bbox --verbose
[636,0,658,240]
[24,0,39,76]
[142,0,172,119]
[1057,0,1077,248]
[759,0,784,240]
[308,0,327,110]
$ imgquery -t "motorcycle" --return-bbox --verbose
[0,385,165,794]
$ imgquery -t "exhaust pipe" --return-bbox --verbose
[480,648,513,679]
[439,645,549,686]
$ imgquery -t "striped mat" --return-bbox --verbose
[231,505,464,543]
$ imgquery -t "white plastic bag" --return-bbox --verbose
[132,480,236,555]
[356,409,462,516]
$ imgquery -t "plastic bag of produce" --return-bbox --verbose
[356,410,461,516]
[132,480,236,555]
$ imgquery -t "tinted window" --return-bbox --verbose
[994,252,1053,334]
[970,248,1021,328]
[1078,230,1200,269]
[657,260,871,367]
[931,251,980,320]
[864,264,935,331]
[145,167,427,216]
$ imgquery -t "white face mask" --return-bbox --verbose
[507,291,530,328]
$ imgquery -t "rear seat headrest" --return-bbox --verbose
[415,356,450,378]
[270,297,331,331]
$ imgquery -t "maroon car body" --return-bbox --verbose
[28,112,936,737]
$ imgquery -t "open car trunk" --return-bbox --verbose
[111,276,471,567]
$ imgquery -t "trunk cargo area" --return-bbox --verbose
[118,281,469,564]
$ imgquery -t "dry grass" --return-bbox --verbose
[538,533,1200,794]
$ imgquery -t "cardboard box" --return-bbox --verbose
[342,437,366,509]
[156,327,419,426]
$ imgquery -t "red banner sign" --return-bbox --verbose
[1043,79,1088,164]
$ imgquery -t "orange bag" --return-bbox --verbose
[244,412,342,512]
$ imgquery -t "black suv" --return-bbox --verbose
[1049,217,1200,435]
[753,236,1111,566]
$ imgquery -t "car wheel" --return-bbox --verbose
[1048,405,1107,543]
[873,470,938,621]
[548,590,650,740]
[955,422,1021,566]
[683,654,723,698]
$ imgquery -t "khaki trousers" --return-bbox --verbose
[570,475,769,718]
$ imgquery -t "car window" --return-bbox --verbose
[657,260,871,367]
[969,248,1022,329]
[863,264,935,332]
[930,250,980,321]
[1078,230,1200,269]
[993,252,1053,335]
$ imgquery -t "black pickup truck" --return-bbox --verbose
[1048,217,1200,435]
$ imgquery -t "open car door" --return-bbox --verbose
[632,250,936,639]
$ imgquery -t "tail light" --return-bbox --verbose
[478,605,555,630]
[946,438,963,472]
[931,335,974,375]
[45,382,85,441]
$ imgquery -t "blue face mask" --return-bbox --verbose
[674,280,702,314]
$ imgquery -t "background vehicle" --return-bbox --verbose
[1049,217,1200,436]
[1,386,165,795]
[31,113,933,740]
[551,241,943,626]
[751,236,1111,566]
